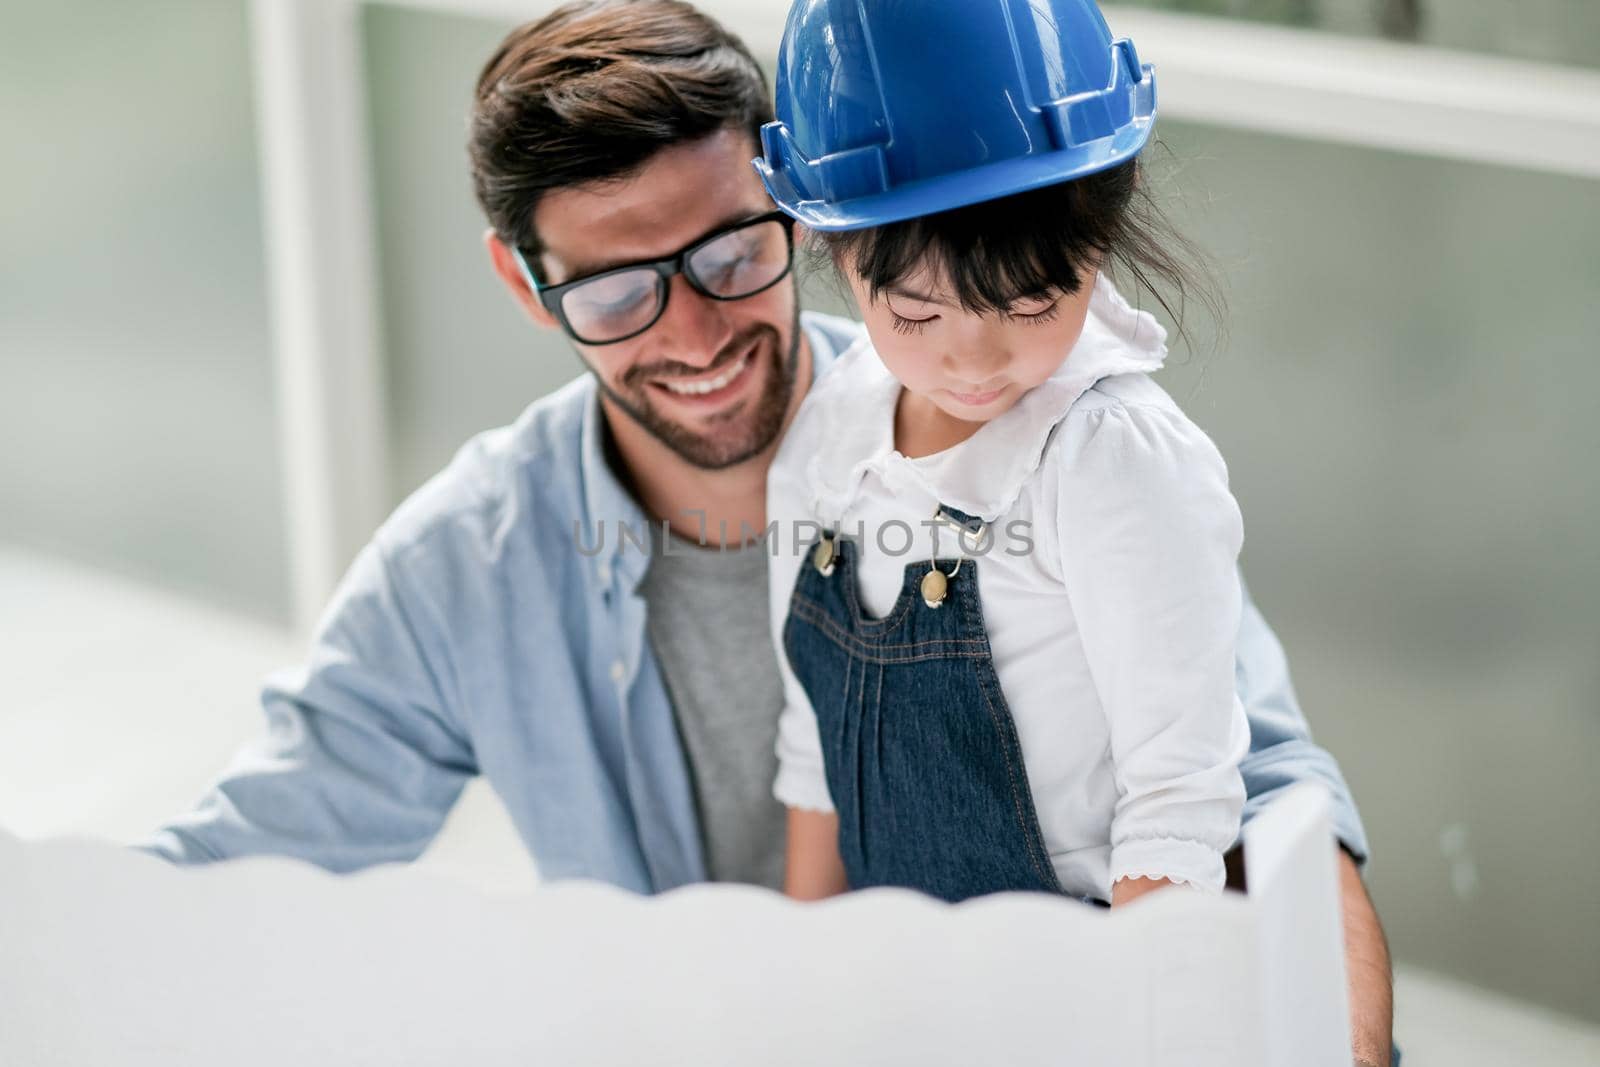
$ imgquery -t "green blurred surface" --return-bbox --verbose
[0,0,286,622]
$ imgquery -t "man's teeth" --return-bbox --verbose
[660,353,749,396]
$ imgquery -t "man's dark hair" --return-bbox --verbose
[817,156,1223,351]
[470,0,771,256]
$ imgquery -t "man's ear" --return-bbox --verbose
[485,229,560,331]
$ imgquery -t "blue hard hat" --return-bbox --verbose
[754,0,1156,231]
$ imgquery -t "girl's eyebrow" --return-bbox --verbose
[884,283,948,305]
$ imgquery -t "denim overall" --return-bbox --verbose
[783,510,1069,904]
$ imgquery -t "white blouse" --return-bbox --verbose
[767,275,1249,898]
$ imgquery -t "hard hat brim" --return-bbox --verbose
[755,116,1154,232]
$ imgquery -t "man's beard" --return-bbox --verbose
[592,305,802,471]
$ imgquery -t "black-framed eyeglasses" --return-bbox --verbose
[513,211,797,346]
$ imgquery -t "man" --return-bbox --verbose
[144,1,1391,1061]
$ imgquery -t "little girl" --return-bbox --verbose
[755,0,1249,906]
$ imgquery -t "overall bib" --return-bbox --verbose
[783,512,1069,904]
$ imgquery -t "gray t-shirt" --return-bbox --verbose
[640,525,788,888]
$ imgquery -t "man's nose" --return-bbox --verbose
[652,273,733,369]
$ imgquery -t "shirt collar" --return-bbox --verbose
[802,273,1170,524]
[577,380,652,590]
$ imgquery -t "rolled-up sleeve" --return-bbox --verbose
[1054,398,1250,893]
[1235,581,1372,863]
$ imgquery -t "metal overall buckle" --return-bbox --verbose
[922,506,987,609]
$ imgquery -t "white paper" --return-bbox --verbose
[0,785,1347,1066]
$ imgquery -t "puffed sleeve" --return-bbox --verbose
[767,431,836,813]
[1053,384,1249,892]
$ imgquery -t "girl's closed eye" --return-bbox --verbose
[885,293,940,336]
[1006,295,1064,325]
[889,310,936,336]
[887,295,1064,335]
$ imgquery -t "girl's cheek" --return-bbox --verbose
[881,346,924,388]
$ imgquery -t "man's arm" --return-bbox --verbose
[1340,849,1394,1067]
[137,538,476,872]
[1222,843,1392,1067]
[1232,576,1392,1065]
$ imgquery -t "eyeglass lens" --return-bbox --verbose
[560,269,666,345]
[686,220,791,299]
[558,219,790,343]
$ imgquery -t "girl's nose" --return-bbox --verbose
[944,332,1010,382]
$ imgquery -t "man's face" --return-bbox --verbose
[506,128,800,471]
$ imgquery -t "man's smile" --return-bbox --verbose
[645,340,761,413]
[653,345,755,399]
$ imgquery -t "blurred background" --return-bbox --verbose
[2,1,1597,1060]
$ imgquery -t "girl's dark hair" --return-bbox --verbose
[816,153,1222,352]
[469,0,771,255]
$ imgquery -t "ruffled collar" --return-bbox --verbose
[802,273,1169,524]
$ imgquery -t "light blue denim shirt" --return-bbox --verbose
[141,312,1369,890]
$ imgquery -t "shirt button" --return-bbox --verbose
[597,562,612,584]
[610,660,626,683]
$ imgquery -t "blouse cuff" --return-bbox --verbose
[1110,837,1227,895]
[773,760,835,813]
